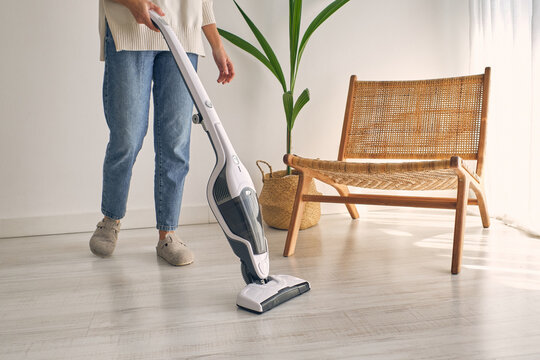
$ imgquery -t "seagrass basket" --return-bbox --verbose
[256,160,321,230]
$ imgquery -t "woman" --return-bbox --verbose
[90,0,234,265]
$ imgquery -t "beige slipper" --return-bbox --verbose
[89,218,120,257]
[156,233,194,266]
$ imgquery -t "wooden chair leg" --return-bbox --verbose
[283,172,312,257]
[471,184,490,228]
[331,184,359,219]
[451,178,470,274]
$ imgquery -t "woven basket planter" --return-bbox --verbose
[256,160,321,230]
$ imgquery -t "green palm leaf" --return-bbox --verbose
[218,28,278,79]
[289,0,295,38]
[233,0,287,92]
[290,0,303,91]
[291,88,310,129]
[283,91,294,131]
[296,0,350,73]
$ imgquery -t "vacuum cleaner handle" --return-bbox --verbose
[149,11,215,125]
[149,11,231,159]
[149,10,254,196]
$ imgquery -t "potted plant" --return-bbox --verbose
[219,0,350,229]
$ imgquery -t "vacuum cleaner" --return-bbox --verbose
[149,11,310,313]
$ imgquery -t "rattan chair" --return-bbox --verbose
[283,68,491,274]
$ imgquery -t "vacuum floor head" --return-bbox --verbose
[237,274,310,314]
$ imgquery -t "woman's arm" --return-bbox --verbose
[112,0,164,32]
[203,24,235,84]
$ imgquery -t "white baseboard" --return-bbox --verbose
[0,205,216,239]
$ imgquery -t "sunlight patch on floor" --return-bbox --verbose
[378,228,413,237]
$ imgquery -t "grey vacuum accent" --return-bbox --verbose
[212,166,232,205]
[216,187,267,255]
[259,281,311,313]
[149,10,310,314]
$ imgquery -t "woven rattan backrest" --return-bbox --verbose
[338,69,490,165]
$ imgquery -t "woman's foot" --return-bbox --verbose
[156,232,194,266]
[89,217,121,257]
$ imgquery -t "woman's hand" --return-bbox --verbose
[113,0,165,32]
[203,24,235,84]
[212,47,235,84]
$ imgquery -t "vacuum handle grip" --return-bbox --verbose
[149,10,166,30]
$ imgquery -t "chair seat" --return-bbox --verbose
[287,155,480,191]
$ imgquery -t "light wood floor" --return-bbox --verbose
[1,208,540,359]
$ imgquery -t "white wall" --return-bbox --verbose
[0,0,470,237]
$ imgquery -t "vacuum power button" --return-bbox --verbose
[205,100,213,108]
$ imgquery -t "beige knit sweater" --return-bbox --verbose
[99,0,215,61]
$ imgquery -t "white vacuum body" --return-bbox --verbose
[149,11,310,313]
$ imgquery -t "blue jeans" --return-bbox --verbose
[101,25,198,231]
